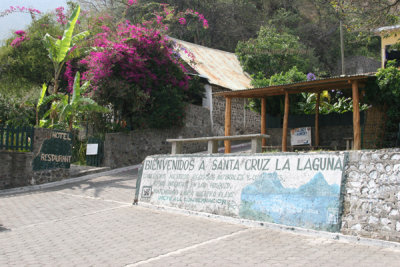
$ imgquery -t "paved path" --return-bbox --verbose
[1,169,400,267]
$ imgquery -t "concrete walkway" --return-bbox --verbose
[1,167,400,266]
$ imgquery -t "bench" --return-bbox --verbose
[166,134,270,154]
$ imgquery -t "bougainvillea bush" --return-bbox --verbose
[80,22,189,128]
[74,3,207,129]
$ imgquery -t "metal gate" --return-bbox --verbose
[86,137,104,167]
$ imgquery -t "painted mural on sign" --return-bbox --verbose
[136,153,346,232]
[239,172,340,231]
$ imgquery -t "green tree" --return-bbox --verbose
[0,14,60,97]
[247,66,307,115]
[330,0,400,31]
[236,26,318,77]
[364,60,400,146]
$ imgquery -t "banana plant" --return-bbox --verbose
[40,72,109,131]
[297,91,331,114]
[43,5,89,94]
[36,83,47,126]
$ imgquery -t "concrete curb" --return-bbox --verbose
[69,166,111,178]
[0,164,142,196]
[136,202,400,250]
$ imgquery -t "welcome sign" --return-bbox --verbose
[136,153,347,232]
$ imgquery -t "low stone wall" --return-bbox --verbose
[0,151,33,189]
[104,104,213,168]
[0,128,71,190]
[341,149,400,242]
[0,150,69,190]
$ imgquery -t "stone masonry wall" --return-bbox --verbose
[212,86,261,136]
[341,149,400,242]
[0,128,70,190]
[0,151,33,189]
[104,104,213,168]
[362,106,386,149]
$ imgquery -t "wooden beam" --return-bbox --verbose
[352,81,361,150]
[224,97,232,153]
[315,92,320,147]
[217,83,356,99]
[261,98,267,147]
[282,91,289,152]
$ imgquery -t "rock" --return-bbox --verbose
[351,224,362,231]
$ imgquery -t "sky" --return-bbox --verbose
[0,0,69,43]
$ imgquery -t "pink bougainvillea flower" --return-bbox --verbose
[127,0,137,6]
[202,19,209,29]
[15,30,26,36]
[178,17,186,25]
[55,6,67,25]
[79,21,190,95]
[11,35,29,47]
[156,15,163,24]
[1,5,41,17]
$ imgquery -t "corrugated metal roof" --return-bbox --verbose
[374,24,400,33]
[170,38,252,90]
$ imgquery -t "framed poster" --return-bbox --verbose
[291,127,312,146]
[86,144,99,155]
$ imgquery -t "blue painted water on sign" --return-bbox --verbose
[239,172,341,232]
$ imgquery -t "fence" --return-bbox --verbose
[0,125,34,151]
[86,137,104,167]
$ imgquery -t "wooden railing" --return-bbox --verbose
[0,125,34,151]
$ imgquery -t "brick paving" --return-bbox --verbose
[1,169,400,266]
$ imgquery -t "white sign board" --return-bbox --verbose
[136,153,346,232]
[86,144,98,155]
[291,127,312,146]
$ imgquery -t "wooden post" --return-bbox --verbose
[261,97,267,148]
[224,97,232,153]
[352,81,361,150]
[282,91,289,152]
[315,92,320,147]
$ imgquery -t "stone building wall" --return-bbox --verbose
[104,104,213,168]
[212,86,261,136]
[341,149,400,242]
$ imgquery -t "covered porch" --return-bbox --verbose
[214,74,375,153]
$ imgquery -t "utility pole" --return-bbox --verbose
[340,20,345,75]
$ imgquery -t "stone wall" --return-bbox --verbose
[0,151,33,189]
[212,86,261,136]
[104,104,213,168]
[341,149,400,242]
[32,128,64,155]
[363,106,386,149]
[0,128,70,190]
